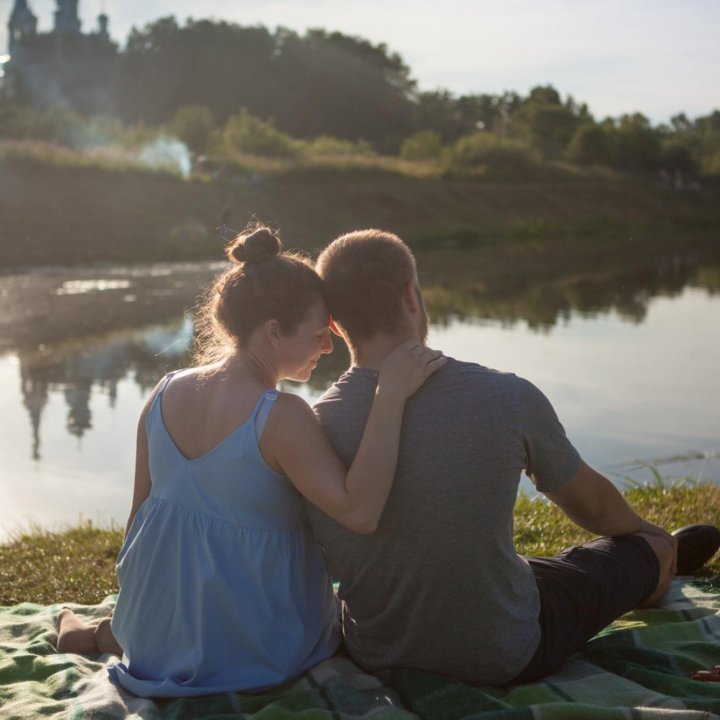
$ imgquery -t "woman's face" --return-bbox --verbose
[278,300,333,382]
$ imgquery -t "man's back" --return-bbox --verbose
[306,358,580,685]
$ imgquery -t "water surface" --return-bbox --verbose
[1,241,718,541]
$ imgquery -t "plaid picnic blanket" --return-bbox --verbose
[1,579,719,719]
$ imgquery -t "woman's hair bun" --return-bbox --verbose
[227,227,281,264]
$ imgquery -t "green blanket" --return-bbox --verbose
[2,580,719,719]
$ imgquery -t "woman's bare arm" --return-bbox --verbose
[264,342,445,533]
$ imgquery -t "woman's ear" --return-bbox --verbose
[264,319,281,347]
[329,318,342,336]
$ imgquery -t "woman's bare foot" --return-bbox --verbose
[94,617,123,656]
[56,608,99,654]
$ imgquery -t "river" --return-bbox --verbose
[1,239,718,541]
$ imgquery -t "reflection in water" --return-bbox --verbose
[21,366,47,461]
[0,236,719,538]
[3,241,720,461]
[419,238,719,330]
[15,320,194,460]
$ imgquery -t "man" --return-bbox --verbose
[305,228,720,686]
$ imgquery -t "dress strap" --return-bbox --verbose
[254,390,279,441]
[157,370,180,397]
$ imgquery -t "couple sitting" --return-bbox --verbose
[57,226,720,695]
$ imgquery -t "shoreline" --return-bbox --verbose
[2,150,719,269]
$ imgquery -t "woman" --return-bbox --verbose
[56,225,444,697]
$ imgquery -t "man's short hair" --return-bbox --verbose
[316,229,417,342]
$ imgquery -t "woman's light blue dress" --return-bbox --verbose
[108,373,340,697]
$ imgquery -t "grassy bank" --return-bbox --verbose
[2,143,719,269]
[1,483,719,606]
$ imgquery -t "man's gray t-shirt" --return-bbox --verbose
[306,358,581,686]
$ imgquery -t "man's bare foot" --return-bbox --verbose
[56,608,99,654]
[94,617,123,656]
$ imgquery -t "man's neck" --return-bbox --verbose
[351,331,421,370]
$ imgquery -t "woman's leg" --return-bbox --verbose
[56,609,122,655]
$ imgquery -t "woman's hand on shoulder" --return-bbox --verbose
[376,340,446,402]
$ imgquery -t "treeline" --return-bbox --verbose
[3,16,720,178]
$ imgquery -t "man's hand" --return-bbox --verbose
[637,520,678,574]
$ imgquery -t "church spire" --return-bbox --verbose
[54,0,81,35]
[8,0,38,50]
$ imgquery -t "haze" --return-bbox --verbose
[1,0,718,123]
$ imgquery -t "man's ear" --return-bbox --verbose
[403,279,420,313]
[264,319,281,347]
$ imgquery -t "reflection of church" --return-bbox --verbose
[5,0,116,112]
[16,322,192,460]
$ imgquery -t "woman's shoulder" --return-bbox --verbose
[261,391,320,447]
[271,390,313,419]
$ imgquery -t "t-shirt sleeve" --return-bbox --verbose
[518,379,580,493]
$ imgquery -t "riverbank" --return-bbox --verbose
[2,482,719,605]
[2,145,719,269]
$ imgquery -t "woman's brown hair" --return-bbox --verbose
[193,225,324,365]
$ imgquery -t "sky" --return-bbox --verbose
[1,0,718,124]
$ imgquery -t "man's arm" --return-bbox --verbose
[542,460,678,571]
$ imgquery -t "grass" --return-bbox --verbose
[2,139,719,269]
[1,482,719,606]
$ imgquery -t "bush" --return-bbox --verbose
[400,130,444,161]
[222,109,298,157]
[449,132,537,171]
[170,105,216,156]
[301,135,374,156]
[700,150,720,177]
[0,102,83,144]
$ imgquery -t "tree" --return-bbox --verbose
[511,85,586,159]
[612,113,661,173]
[567,122,613,166]
[171,105,216,156]
[273,28,416,144]
[659,139,698,177]
[117,18,278,125]
[115,19,417,146]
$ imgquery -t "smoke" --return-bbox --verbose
[138,137,192,178]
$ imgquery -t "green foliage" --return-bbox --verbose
[511,85,586,159]
[300,135,374,156]
[659,139,698,176]
[612,113,662,173]
[400,130,444,161]
[4,13,720,178]
[0,101,83,143]
[449,132,538,172]
[170,105,216,156]
[115,19,415,143]
[222,108,298,157]
[3,484,718,604]
[567,123,614,165]
[700,151,720,177]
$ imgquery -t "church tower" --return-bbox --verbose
[8,0,38,51]
[54,0,81,35]
[97,12,109,39]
